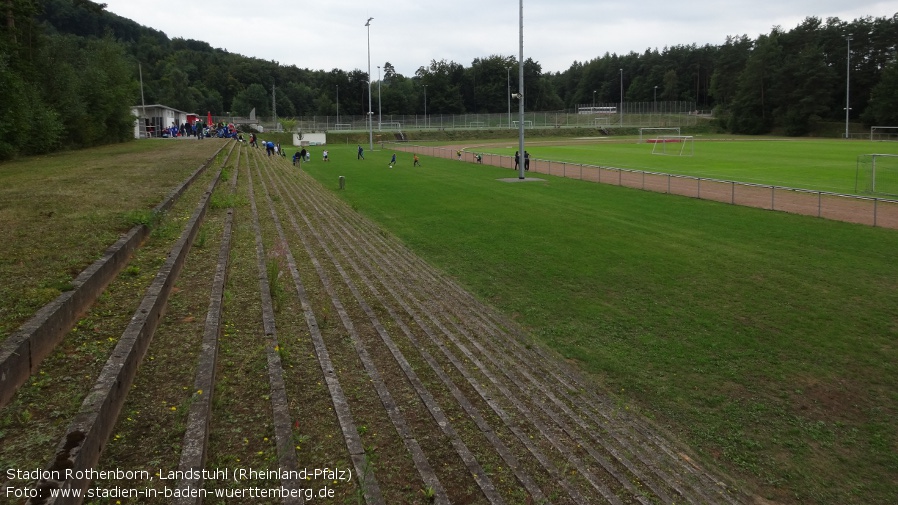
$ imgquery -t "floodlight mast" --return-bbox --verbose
[366,17,374,151]
[845,34,851,139]
[517,0,525,179]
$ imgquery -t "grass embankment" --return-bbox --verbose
[0,140,225,478]
[303,144,898,505]
[0,140,224,342]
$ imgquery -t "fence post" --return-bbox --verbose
[771,186,775,210]
[731,182,735,204]
[818,192,822,217]
[874,198,878,227]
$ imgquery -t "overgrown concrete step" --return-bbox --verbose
[25,161,228,504]
[258,157,508,504]
[245,148,387,504]
[0,144,228,409]
[273,164,621,502]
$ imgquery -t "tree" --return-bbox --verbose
[861,58,898,125]
[709,35,753,123]
[230,82,269,117]
[661,70,678,100]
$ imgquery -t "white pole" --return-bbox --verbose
[619,68,623,126]
[366,17,374,151]
[517,0,525,179]
[872,156,877,193]
[139,63,147,137]
[845,34,851,139]
[377,65,382,131]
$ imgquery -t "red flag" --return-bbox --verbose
[207,111,213,126]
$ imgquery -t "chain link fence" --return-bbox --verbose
[390,143,898,230]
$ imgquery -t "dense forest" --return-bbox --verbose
[1,0,896,159]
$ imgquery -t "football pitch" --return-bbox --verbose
[304,136,898,505]
[475,136,898,195]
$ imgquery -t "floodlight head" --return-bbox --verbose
[511,92,522,99]
[365,17,374,26]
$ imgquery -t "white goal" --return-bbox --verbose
[639,127,680,143]
[856,153,898,196]
[870,126,898,142]
[650,135,694,156]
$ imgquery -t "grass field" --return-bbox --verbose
[0,140,224,341]
[469,136,898,195]
[303,139,898,505]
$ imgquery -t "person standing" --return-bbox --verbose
[389,153,396,167]
[323,149,329,162]
[514,151,520,170]
[357,145,365,160]
[524,151,530,171]
[413,154,420,167]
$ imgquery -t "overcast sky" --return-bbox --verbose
[99,1,895,75]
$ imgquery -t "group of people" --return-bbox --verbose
[357,145,421,167]
[292,148,329,165]
[264,140,286,157]
[514,151,531,171]
[163,121,205,139]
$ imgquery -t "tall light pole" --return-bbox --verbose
[377,65,382,131]
[845,34,852,139]
[336,85,339,126]
[517,0,525,179]
[619,68,624,126]
[654,85,658,117]
[365,17,374,151]
[592,90,596,108]
[423,84,427,129]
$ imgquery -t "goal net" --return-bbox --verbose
[870,126,898,142]
[650,135,694,156]
[639,127,680,143]
[856,154,898,196]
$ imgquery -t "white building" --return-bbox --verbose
[131,104,197,138]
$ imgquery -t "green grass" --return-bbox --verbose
[473,137,898,195]
[305,143,898,505]
[0,140,223,341]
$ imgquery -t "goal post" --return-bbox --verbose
[639,127,680,143]
[856,153,898,196]
[650,135,694,156]
[870,126,898,142]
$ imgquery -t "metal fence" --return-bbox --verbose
[220,101,706,133]
[389,143,898,230]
